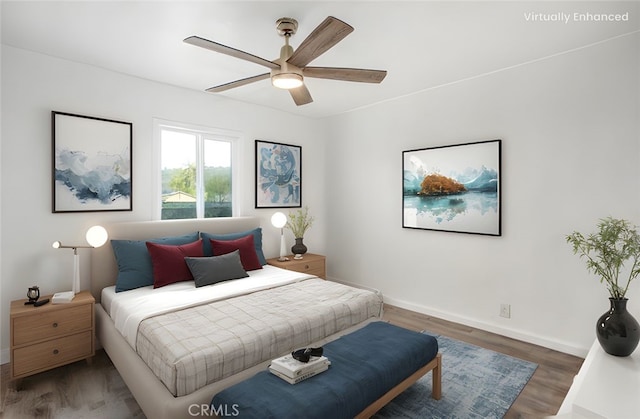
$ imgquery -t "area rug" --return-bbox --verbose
[374,333,538,419]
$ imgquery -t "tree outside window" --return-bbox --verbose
[159,123,235,219]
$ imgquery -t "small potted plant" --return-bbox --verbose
[287,206,314,258]
[566,217,640,356]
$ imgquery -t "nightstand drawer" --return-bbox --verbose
[267,253,326,279]
[293,259,325,276]
[12,330,93,378]
[12,304,92,346]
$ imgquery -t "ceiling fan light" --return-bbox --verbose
[272,73,303,90]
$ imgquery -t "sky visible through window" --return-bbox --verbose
[161,129,231,169]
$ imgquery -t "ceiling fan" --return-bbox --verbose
[184,16,387,106]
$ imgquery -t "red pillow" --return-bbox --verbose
[146,239,204,288]
[210,235,262,271]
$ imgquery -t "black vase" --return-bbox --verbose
[596,298,640,357]
[291,237,307,256]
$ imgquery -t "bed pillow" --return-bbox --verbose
[201,228,267,265]
[146,239,204,288]
[210,235,262,271]
[185,250,249,288]
[111,232,199,292]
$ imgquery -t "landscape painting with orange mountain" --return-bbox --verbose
[419,173,467,196]
[402,139,501,235]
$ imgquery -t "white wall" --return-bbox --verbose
[324,33,640,357]
[0,46,326,362]
[2,32,639,364]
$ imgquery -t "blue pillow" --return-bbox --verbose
[111,232,199,292]
[200,228,266,265]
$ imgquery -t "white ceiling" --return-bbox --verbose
[2,1,638,118]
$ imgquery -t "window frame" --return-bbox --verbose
[153,119,241,220]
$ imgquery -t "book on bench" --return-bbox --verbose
[269,363,330,384]
[269,354,331,383]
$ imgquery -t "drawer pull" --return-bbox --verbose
[305,264,310,269]
[53,349,59,355]
[52,322,58,328]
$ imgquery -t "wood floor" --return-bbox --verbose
[0,347,145,419]
[383,305,584,418]
[0,304,583,418]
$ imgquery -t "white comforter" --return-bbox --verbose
[102,265,315,348]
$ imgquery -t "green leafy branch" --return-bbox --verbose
[286,206,314,238]
[566,217,640,299]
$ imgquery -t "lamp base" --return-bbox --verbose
[277,256,290,262]
[72,253,80,294]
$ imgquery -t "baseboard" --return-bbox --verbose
[382,295,588,358]
[327,275,588,358]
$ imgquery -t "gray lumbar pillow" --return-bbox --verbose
[185,250,249,288]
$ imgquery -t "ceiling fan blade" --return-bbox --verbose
[184,36,280,70]
[289,84,313,106]
[206,73,270,92]
[304,67,387,83]
[287,16,354,68]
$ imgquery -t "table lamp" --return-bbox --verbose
[271,212,288,262]
[52,225,108,296]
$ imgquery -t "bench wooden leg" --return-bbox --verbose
[355,352,443,418]
[432,353,442,400]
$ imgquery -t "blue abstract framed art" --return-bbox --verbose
[403,139,502,236]
[52,111,133,212]
[255,140,301,208]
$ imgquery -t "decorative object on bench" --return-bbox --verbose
[291,346,323,362]
[212,321,441,419]
[567,217,640,356]
[269,358,330,384]
[269,347,330,384]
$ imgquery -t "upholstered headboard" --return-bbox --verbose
[90,217,261,302]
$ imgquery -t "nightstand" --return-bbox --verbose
[10,290,95,379]
[267,253,326,278]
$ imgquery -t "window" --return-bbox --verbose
[156,120,239,220]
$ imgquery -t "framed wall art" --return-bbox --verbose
[255,140,301,208]
[52,111,133,213]
[403,139,501,236]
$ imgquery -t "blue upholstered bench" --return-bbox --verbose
[211,321,442,419]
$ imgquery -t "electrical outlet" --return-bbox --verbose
[500,303,511,318]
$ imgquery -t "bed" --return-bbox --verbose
[91,217,383,419]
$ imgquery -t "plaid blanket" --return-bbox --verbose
[135,278,383,396]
